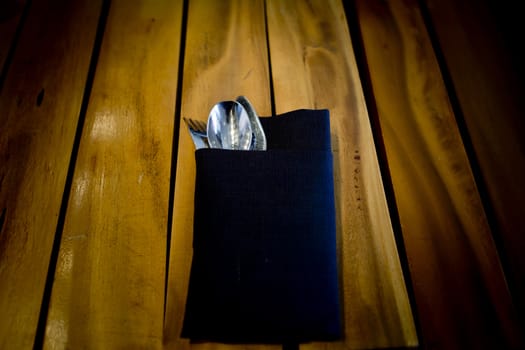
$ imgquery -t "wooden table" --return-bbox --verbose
[1,0,524,348]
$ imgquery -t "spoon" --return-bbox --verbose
[207,100,252,150]
[236,95,267,150]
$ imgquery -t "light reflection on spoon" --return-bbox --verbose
[207,100,252,150]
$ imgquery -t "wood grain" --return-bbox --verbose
[42,1,182,348]
[163,0,276,349]
[354,0,524,348]
[0,0,101,347]
[266,0,418,348]
[0,0,26,73]
[425,0,525,324]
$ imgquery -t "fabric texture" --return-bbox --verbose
[181,109,342,343]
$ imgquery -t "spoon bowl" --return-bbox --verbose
[207,100,252,150]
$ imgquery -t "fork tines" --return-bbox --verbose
[183,117,207,135]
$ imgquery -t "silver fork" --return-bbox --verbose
[183,117,209,149]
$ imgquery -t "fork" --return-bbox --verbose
[183,117,209,149]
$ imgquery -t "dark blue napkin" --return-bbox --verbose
[181,109,342,343]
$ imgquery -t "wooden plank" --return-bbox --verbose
[266,0,418,348]
[42,1,182,348]
[163,0,278,349]
[0,0,102,348]
[424,0,525,322]
[354,0,525,348]
[0,0,26,72]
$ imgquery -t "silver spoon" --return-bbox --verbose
[207,100,252,150]
[236,96,267,151]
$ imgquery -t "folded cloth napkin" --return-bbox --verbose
[181,109,342,343]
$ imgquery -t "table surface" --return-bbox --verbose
[1,0,524,349]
